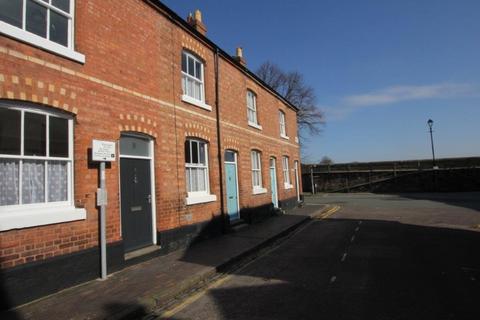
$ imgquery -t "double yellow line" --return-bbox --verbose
[316,205,341,219]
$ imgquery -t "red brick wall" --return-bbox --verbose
[0,0,301,270]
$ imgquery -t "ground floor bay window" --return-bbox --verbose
[0,101,85,231]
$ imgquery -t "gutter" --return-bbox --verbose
[214,48,226,229]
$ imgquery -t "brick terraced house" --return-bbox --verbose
[0,0,302,308]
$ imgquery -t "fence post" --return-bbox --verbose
[346,165,350,192]
[310,166,315,195]
[369,165,372,191]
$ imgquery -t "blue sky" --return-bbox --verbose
[163,0,480,163]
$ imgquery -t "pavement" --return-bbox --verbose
[2,203,329,320]
[166,192,480,320]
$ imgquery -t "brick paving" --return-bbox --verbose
[2,205,327,320]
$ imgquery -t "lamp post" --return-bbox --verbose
[427,119,436,168]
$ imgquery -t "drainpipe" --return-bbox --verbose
[214,48,226,231]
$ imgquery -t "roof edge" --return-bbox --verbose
[144,0,299,112]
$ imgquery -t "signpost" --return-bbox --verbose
[92,140,116,280]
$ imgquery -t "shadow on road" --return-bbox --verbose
[170,217,480,320]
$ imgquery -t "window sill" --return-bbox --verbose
[284,183,294,190]
[281,134,290,140]
[295,137,299,143]
[186,194,217,205]
[181,95,212,111]
[0,205,87,231]
[248,122,263,130]
[252,187,268,195]
[0,21,85,64]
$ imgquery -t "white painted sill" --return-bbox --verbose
[248,122,263,130]
[181,95,212,111]
[186,194,217,205]
[281,134,290,140]
[0,21,85,64]
[252,187,268,195]
[0,205,87,231]
[284,183,294,190]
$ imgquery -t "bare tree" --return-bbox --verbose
[256,62,324,137]
[319,156,334,165]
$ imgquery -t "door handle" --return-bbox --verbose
[147,194,152,203]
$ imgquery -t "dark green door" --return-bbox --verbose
[120,158,152,252]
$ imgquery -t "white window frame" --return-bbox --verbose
[0,0,85,63]
[247,90,262,130]
[251,150,267,194]
[185,139,216,205]
[181,51,211,111]
[283,156,293,189]
[279,110,289,139]
[0,102,85,231]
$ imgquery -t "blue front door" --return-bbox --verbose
[225,162,239,220]
[270,159,278,208]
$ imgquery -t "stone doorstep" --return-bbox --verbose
[125,245,162,261]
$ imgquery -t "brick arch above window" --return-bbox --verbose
[222,136,240,152]
[0,74,80,115]
[184,125,212,142]
[181,48,206,64]
[119,130,156,142]
[117,113,158,138]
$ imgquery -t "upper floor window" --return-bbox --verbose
[279,110,287,137]
[247,90,262,130]
[0,0,84,62]
[0,104,73,208]
[182,51,205,103]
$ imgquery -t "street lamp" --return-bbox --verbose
[427,119,436,168]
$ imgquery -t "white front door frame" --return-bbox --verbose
[118,134,157,246]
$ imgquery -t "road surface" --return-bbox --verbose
[160,193,480,320]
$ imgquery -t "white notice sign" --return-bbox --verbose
[92,140,116,162]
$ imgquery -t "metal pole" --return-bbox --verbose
[310,166,315,195]
[100,161,107,280]
[429,126,436,168]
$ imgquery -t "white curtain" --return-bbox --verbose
[0,160,19,205]
[22,160,45,204]
[48,161,68,202]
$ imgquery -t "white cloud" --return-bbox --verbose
[344,83,478,107]
[324,83,480,120]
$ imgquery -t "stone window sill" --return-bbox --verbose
[181,95,212,111]
[0,205,87,231]
[252,187,268,195]
[248,122,263,130]
[186,194,217,205]
[0,21,85,64]
[284,183,294,190]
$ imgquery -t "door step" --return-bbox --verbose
[230,219,249,232]
[124,245,160,260]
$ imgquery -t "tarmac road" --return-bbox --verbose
[159,193,480,320]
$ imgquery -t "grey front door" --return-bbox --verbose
[120,158,152,252]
